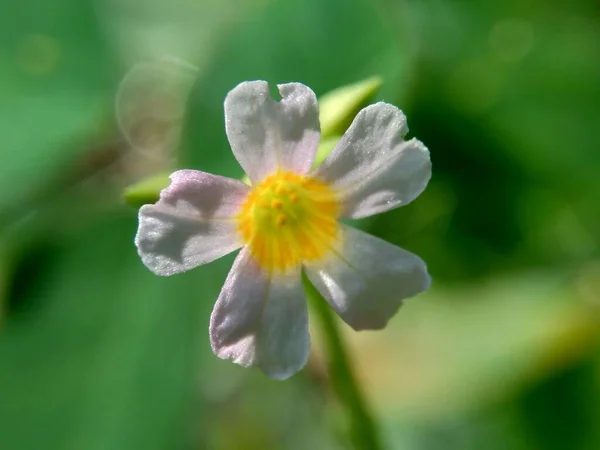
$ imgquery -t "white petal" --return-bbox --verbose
[224,81,320,184]
[135,170,249,276]
[313,103,431,219]
[304,225,430,330]
[210,248,310,379]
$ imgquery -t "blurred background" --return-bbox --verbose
[1,0,599,449]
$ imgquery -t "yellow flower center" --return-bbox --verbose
[237,170,340,273]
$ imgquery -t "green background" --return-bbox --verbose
[1,0,599,448]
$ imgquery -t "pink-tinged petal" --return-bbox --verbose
[135,170,249,276]
[224,81,320,184]
[210,248,310,379]
[304,225,430,331]
[313,103,431,219]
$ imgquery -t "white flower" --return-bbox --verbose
[135,81,432,379]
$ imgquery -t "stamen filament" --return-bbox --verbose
[237,170,340,272]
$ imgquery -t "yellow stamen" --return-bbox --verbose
[276,214,287,227]
[237,170,340,273]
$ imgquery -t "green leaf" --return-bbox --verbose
[0,0,116,214]
[0,213,223,450]
[339,272,600,422]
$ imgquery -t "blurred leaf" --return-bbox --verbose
[0,212,227,450]
[330,272,600,424]
[0,0,117,214]
[378,1,600,282]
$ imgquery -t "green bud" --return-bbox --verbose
[319,76,382,138]
[123,172,171,208]
[313,136,341,169]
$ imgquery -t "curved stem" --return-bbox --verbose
[304,277,384,450]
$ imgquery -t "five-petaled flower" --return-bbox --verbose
[135,81,432,379]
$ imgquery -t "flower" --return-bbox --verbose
[135,81,432,379]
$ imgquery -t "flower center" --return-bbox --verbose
[237,170,340,273]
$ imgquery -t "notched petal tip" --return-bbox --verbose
[224,80,268,107]
[276,82,319,112]
[224,80,320,183]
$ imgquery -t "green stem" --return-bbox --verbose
[304,278,384,450]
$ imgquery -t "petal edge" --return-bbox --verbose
[304,225,430,330]
[313,103,431,218]
[135,170,248,276]
[210,249,310,379]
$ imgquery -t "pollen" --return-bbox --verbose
[237,170,340,273]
